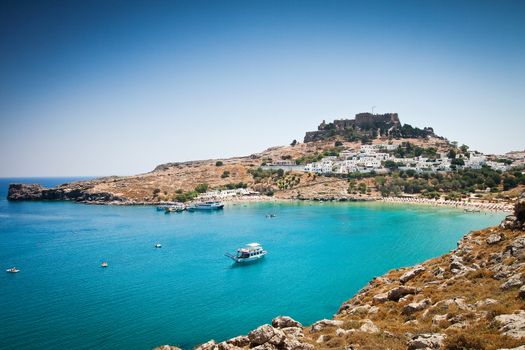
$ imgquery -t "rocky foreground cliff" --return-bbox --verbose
[155,194,525,350]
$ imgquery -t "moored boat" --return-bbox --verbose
[6,267,19,273]
[225,243,267,263]
[165,204,186,213]
[101,262,108,268]
[187,201,224,211]
[154,243,162,248]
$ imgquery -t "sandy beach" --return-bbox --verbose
[380,196,513,212]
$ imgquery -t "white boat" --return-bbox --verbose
[6,267,19,273]
[165,204,186,213]
[101,262,108,268]
[188,201,224,211]
[225,243,267,263]
[154,243,162,248]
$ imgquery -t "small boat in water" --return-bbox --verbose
[101,262,108,268]
[165,204,186,213]
[266,213,276,218]
[225,243,267,264]
[188,201,224,211]
[154,243,162,248]
[6,267,19,273]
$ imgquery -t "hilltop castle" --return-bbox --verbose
[304,112,434,142]
[304,112,400,142]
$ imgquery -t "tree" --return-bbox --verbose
[384,160,398,170]
[460,144,469,154]
[447,149,457,159]
[195,183,209,193]
[221,171,230,178]
[406,169,417,177]
[335,140,343,147]
[347,180,357,194]
[215,161,223,166]
[503,176,518,191]
[451,158,465,166]
[290,140,297,147]
[153,188,161,196]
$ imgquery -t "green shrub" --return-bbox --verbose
[194,183,209,193]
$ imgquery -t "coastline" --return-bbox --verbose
[5,180,515,213]
[32,194,515,214]
[224,195,513,213]
[380,196,513,213]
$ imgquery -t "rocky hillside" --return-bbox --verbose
[155,194,525,350]
[7,136,450,204]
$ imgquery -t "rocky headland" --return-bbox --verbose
[156,193,525,350]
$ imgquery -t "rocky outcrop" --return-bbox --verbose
[387,285,419,301]
[402,298,431,315]
[7,182,126,204]
[7,183,46,200]
[187,318,313,350]
[495,311,525,339]
[487,233,504,245]
[271,316,302,329]
[310,319,343,332]
[407,333,445,350]
[501,192,525,230]
[248,325,286,347]
[400,265,426,284]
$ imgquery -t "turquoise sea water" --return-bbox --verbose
[0,178,505,350]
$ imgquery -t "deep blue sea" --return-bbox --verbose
[0,178,504,350]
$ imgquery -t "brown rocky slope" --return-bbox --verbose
[156,193,525,350]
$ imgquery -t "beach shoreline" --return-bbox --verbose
[213,195,513,213]
[379,196,513,212]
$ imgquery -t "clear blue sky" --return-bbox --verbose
[1,0,524,177]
